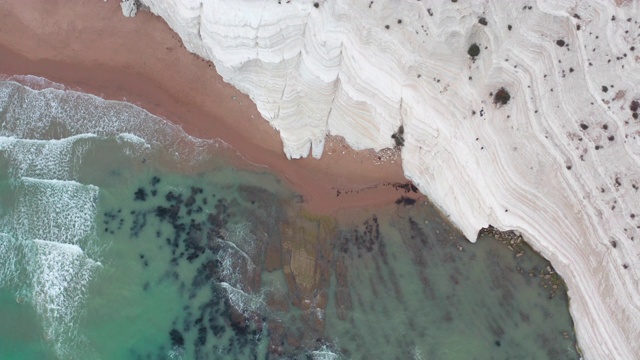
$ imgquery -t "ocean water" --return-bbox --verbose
[0,78,580,359]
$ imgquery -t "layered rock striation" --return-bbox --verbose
[135,0,640,358]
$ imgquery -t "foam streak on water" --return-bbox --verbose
[3,176,101,358]
[13,178,99,248]
[0,233,22,288]
[0,135,94,180]
[28,239,100,358]
[309,345,340,360]
[216,238,256,285]
[0,80,220,165]
[220,282,265,316]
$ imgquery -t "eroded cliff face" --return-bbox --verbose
[135,0,640,358]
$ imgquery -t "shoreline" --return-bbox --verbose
[0,0,416,216]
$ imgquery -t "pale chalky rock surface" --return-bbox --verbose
[120,0,138,17]
[138,0,640,358]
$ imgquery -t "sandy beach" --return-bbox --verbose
[0,0,415,215]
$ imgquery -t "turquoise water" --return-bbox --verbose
[0,79,580,359]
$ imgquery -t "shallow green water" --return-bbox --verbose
[326,208,577,359]
[0,79,580,359]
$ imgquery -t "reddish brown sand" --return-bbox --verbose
[0,0,418,214]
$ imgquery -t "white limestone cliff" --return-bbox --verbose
[137,0,640,358]
[120,0,139,17]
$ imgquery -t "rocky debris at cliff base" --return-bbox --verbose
[120,0,138,17]
[479,226,568,300]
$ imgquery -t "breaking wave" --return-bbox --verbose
[0,79,222,166]
[0,135,94,180]
[0,77,226,358]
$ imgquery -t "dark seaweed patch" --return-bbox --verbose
[207,199,231,238]
[195,325,207,347]
[336,215,384,259]
[130,211,148,238]
[395,196,417,206]
[170,329,185,348]
[165,191,183,204]
[184,220,205,262]
[134,187,147,201]
[124,174,311,358]
[407,217,434,249]
[155,204,181,223]
[392,182,418,193]
[102,209,124,234]
[185,195,196,208]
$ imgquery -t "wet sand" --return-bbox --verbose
[0,0,416,214]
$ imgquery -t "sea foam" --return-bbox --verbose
[0,80,220,165]
[12,178,99,253]
[0,78,221,359]
[220,282,265,316]
[0,74,65,91]
[0,135,95,181]
[28,239,100,358]
[6,176,101,359]
[0,233,23,288]
[308,345,340,360]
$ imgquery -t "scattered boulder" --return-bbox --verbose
[493,87,511,106]
[468,43,480,58]
[120,0,139,17]
[391,125,405,147]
